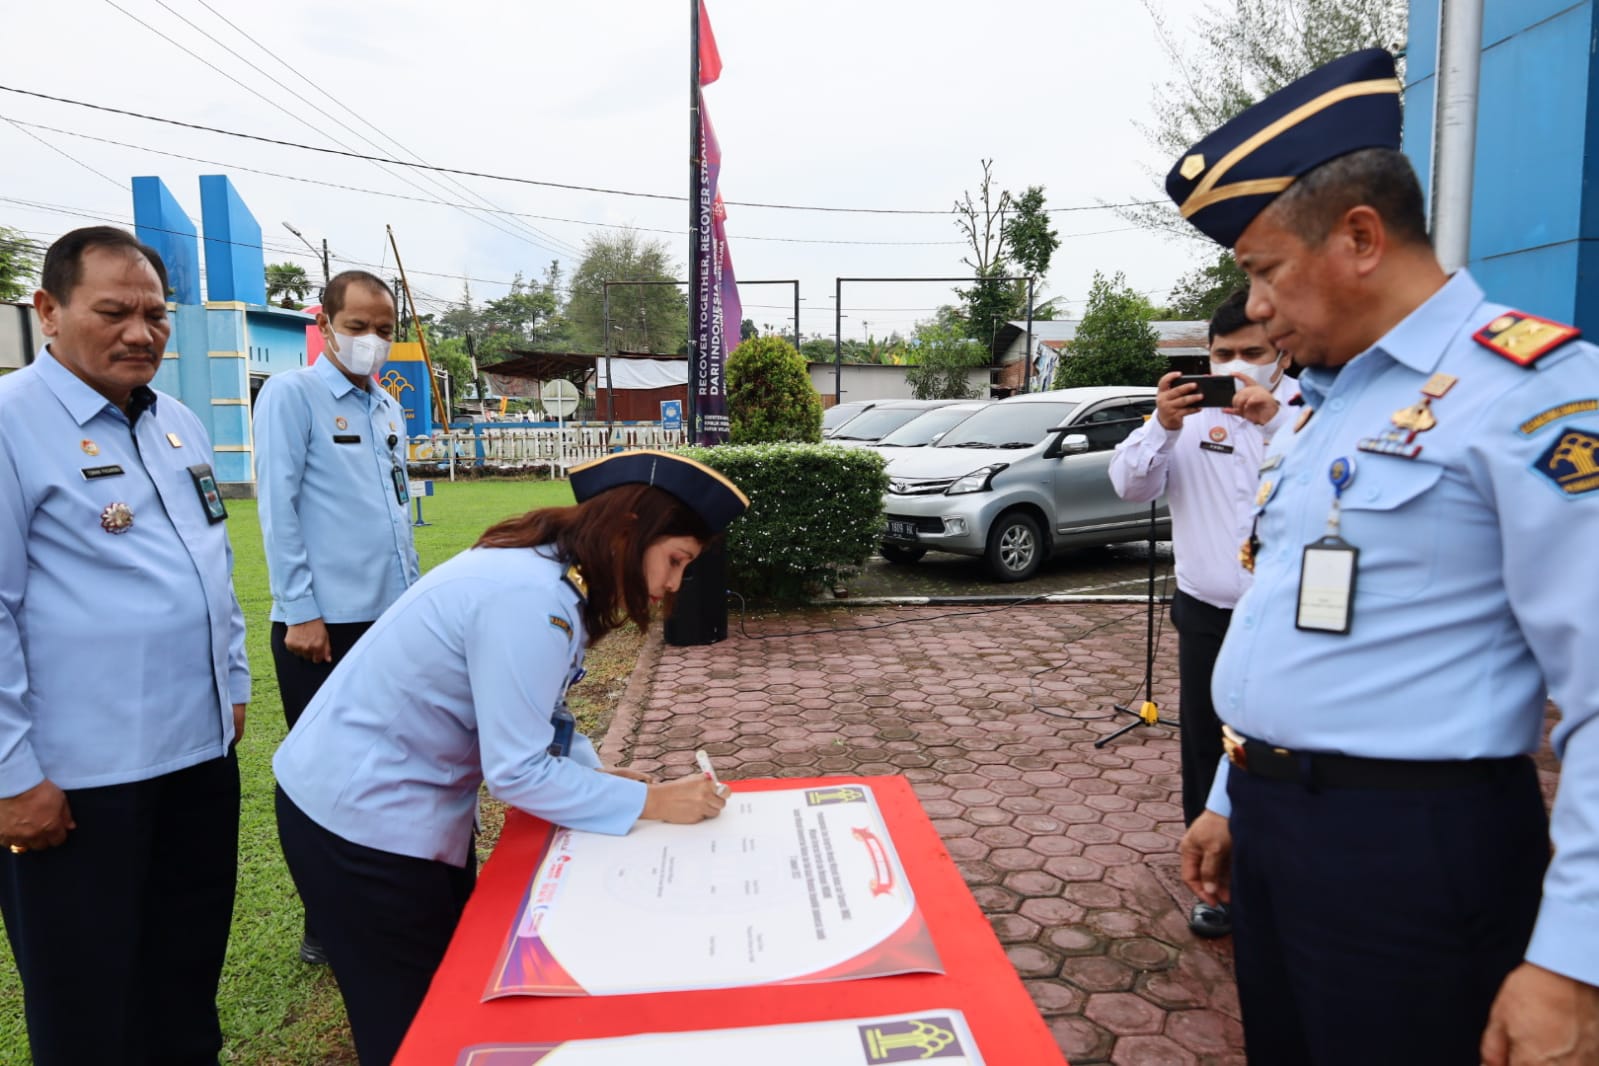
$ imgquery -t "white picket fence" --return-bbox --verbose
[408,425,686,478]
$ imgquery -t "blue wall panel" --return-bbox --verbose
[1469,10,1589,259]
[246,310,313,376]
[1482,0,1583,47]
[169,305,212,440]
[1472,241,1582,322]
[1406,0,1597,330]
[207,310,246,353]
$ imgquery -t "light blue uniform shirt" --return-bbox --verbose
[274,547,646,866]
[0,349,249,795]
[254,356,418,625]
[1208,272,1599,986]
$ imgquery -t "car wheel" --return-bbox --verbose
[984,512,1043,581]
[880,544,926,565]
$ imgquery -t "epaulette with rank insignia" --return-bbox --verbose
[1474,311,1581,367]
[561,564,588,602]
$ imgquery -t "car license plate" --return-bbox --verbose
[886,519,919,539]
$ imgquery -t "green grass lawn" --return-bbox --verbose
[0,478,574,1065]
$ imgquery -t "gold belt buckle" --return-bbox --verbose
[1222,725,1248,771]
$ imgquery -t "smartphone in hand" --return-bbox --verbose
[1175,374,1239,407]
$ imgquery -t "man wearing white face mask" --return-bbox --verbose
[1108,289,1296,939]
[253,270,419,965]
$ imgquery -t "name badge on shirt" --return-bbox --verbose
[1296,536,1357,634]
[1199,441,1235,454]
[80,464,125,480]
[333,434,362,444]
[391,465,410,506]
[186,463,228,524]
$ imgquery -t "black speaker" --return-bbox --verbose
[665,540,728,646]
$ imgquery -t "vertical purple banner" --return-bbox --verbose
[693,99,738,444]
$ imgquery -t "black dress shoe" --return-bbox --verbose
[298,935,330,966]
[1188,901,1232,938]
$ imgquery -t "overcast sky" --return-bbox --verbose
[1,0,1222,339]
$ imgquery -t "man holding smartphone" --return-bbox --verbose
[1107,288,1295,938]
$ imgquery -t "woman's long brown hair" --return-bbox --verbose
[474,484,713,643]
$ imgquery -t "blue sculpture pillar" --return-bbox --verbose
[132,177,211,440]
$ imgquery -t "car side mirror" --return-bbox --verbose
[1057,433,1090,456]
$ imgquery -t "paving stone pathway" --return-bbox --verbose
[605,603,1247,1064]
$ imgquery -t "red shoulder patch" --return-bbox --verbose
[1473,311,1581,367]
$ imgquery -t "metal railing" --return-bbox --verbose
[407,424,686,480]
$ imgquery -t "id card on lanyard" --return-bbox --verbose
[1297,456,1358,634]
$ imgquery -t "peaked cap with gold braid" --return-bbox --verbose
[1166,48,1403,248]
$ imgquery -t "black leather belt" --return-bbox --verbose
[1222,726,1527,790]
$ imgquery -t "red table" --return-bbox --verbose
[395,775,1067,1064]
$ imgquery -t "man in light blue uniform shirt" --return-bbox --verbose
[1167,51,1599,1065]
[0,227,249,1065]
[253,269,417,964]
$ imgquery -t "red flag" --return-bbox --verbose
[698,2,722,86]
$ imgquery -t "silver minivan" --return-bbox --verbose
[879,386,1171,581]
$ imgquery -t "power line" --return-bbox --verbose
[175,0,584,258]
[4,117,1148,254]
[96,0,582,262]
[0,116,125,191]
[4,194,1172,318]
[1,118,967,248]
[0,84,1164,218]
[146,0,584,260]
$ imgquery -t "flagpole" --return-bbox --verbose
[687,0,703,445]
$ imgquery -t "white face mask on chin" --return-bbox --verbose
[1212,358,1282,392]
[330,332,392,377]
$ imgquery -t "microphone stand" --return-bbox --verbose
[1096,500,1162,748]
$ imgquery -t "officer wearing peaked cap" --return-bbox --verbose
[273,451,747,1065]
[1169,48,1599,1065]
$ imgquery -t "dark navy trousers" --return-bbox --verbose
[0,753,239,1066]
[1227,756,1547,1065]
[276,787,476,1066]
[1171,589,1232,825]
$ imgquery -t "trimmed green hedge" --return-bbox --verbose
[682,443,887,602]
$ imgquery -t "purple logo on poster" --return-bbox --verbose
[858,1017,964,1061]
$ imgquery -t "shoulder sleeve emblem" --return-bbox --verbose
[1533,428,1599,497]
[1474,311,1581,367]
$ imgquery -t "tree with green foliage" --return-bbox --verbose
[265,262,311,309]
[953,165,1062,353]
[726,335,822,444]
[1124,0,1406,244]
[565,228,687,354]
[0,226,42,301]
[1165,251,1250,319]
[1053,272,1168,388]
[905,320,985,399]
